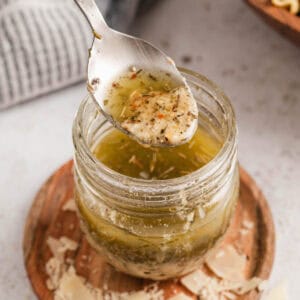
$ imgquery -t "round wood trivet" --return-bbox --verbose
[23,160,275,300]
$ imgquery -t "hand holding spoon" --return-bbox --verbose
[74,0,198,147]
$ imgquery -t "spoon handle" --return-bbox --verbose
[74,0,109,34]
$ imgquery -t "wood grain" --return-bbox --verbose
[246,0,300,46]
[23,160,275,299]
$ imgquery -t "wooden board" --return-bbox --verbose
[246,0,300,46]
[23,160,275,299]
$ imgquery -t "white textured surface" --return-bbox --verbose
[0,0,299,299]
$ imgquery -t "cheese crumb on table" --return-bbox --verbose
[261,281,288,300]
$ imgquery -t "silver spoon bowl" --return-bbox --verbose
[75,0,198,147]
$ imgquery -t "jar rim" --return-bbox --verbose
[73,67,237,196]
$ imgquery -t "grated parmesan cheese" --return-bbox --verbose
[54,266,101,300]
[45,236,164,300]
[44,234,266,300]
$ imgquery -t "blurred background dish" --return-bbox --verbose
[246,0,300,46]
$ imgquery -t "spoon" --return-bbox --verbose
[74,0,198,147]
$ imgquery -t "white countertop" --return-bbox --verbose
[0,0,299,299]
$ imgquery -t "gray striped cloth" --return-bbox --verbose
[0,0,145,110]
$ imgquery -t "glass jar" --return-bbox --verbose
[72,68,239,280]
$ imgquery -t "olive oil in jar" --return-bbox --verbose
[95,69,221,179]
[73,68,239,280]
[93,126,222,180]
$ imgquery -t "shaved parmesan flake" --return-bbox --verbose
[214,280,242,292]
[222,291,236,299]
[59,237,78,251]
[62,198,77,212]
[242,220,254,230]
[258,280,269,292]
[206,245,246,281]
[180,242,265,299]
[124,289,163,300]
[181,270,211,294]
[47,237,64,261]
[45,236,164,300]
[47,236,78,262]
[55,266,101,300]
[169,293,193,300]
[46,257,63,290]
[216,250,225,258]
[234,277,263,295]
[46,237,79,292]
[239,228,249,236]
